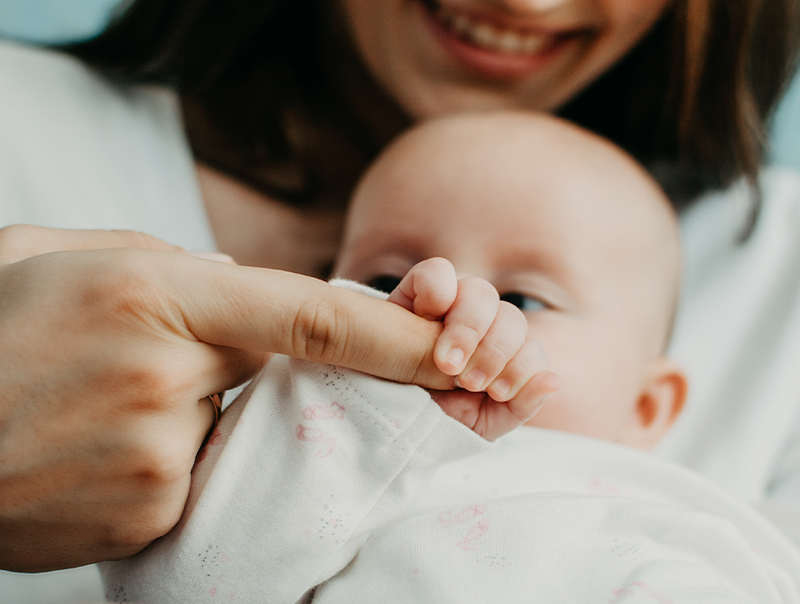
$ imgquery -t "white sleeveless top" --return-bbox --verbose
[0,39,214,251]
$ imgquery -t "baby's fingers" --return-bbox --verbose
[501,370,561,427]
[387,257,457,319]
[475,371,560,441]
[433,277,500,376]
[486,333,547,402]
[456,301,527,392]
[429,370,559,441]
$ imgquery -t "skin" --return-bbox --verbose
[336,113,687,448]
[0,229,459,572]
[339,0,672,118]
[1,0,679,571]
[199,0,672,274]
[382,257,561,440]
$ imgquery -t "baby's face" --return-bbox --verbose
[336,114,683,447]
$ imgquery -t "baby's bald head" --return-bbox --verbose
[346,112,679,351]
[338,112,684,447]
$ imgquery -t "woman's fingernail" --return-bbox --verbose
[444,347,465,371]
[465,368,487,390]
[190,251,236,263]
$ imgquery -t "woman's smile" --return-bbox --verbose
[418,0,586,79]
[340,0,670,118]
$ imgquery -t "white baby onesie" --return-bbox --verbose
[102,355,800,603]
[101,356,491,603]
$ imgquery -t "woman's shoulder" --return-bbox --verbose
[661,165,800,501]
[0,40,211,249]
[1,39,128,107]
[0,38,85,76]
[0,39,179,139]
[679,166,800,259]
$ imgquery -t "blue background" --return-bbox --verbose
[0,0,798,170]
[0,0,122,44]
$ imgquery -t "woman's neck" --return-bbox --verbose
[196,162,345,277]
[182,0,409,213]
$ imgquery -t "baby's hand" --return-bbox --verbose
[387,258,560,441]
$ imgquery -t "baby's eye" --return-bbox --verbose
[500,292,547,312]
[367,274,403,294]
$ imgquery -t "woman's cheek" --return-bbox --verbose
[336,0,673,118]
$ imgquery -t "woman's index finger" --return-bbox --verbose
[174,260,456,390]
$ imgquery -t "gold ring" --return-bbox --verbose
[207,392,224,427]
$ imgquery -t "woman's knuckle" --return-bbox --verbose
[122,354,164,387]
[98,445,189,548]
[292,299,349,363]
[108,250,157,289]
[86,251,165,314]
[99,355,188,416]
[132,367,181,403]
[107,499,183,549]
[132,444,187,489]
[111,229,178,252]
[148,498,185,539]
[104,524,153,551]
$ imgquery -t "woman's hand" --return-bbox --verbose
[0,226,452,573]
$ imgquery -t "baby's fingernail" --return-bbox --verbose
[444,348,465,371]
[465,368,487,390]
[490,378,511,398]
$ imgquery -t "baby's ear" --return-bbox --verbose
[618,358,687,451]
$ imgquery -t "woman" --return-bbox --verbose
[0,0,797,573]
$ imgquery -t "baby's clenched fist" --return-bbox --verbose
[386,258,560,440]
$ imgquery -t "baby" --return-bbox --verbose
[103,114,800,603]
[335,111,686,450]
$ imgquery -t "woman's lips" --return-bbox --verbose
[418,0,579,80]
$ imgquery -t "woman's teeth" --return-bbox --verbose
[436,5,549,54]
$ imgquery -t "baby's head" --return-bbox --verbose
[335,112,686,450]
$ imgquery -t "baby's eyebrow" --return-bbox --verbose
[494,246,569,278]
[348,231,428,262]
[492,252,581,306]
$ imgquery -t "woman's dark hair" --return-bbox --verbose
[65,0,800,215]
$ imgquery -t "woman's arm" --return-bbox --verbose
[0,226,452,572]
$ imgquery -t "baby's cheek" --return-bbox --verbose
[524,391,617,440]
[523,395,573,431]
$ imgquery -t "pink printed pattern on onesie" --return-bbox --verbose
[295,399,345,458]
[437,505,491,551]
[610,582,672,603]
